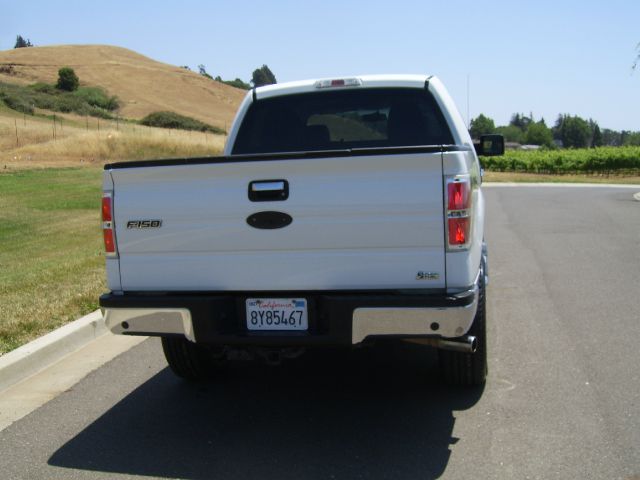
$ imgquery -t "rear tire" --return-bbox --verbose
[161,336,212,381]
[438,264,488,386]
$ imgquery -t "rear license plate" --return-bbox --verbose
[246,298,308,331]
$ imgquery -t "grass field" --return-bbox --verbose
[0,168,105,354]
[1,105,225,169]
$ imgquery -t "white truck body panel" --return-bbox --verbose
[109,152,446,291]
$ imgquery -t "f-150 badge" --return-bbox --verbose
[416,271,439,280]
[127,220,162,229]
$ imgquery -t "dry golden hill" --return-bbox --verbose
[0,44,246,130]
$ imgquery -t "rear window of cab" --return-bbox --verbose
[232,88,454,155]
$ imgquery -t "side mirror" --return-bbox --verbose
[475,134,505,156]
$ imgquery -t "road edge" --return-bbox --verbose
[0,310,107,392]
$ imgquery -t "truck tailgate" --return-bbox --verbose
[109,152,445,291]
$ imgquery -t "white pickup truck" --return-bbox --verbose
[99,74,503,386]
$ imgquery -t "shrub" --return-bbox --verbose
[222,78,251,90]
[28,83,58,95]
[55,94,86,113]
[1,80,117,119]
[140,111,225,134]
[0,91,34,114]
[72,87,120,111]
[87,107,114,119]
[56,67,80,92]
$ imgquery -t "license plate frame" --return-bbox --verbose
[245,298,308,331]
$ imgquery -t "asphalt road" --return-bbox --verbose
[1,185,639,480]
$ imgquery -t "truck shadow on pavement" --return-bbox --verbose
[48,341,483,480]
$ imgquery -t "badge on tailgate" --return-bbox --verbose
[127,219,163,229]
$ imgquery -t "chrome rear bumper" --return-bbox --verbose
[351,282,478,343]
[100,275,480,346]
[103,308,195,342]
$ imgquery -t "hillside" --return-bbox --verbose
[0,45,245,130]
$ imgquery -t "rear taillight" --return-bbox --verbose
[102,192,117,257]
[447,181,470,211]
[446,176,472,250]
[101,196,112,222]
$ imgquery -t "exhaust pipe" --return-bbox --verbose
[434,335,477,353]
[407,335,477,353]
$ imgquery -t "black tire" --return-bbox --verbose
[438,265,488,386]
[161,336,212,381]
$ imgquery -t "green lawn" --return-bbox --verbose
[0,167,105,354]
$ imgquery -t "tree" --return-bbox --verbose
[525,121,553,147]
[14,35,33,48]
[56,67,80,91]
[251,65,277,87]
[469,114,495,139]
[591,124,603,147]
[198,64,213,80]
[495,125,525,144]
[623,131,640,146]
[556,115,591,148]
[602,128,622,146]
[509,112,533,132]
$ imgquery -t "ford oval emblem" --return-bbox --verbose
[246,211,293,229]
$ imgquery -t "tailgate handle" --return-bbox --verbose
[249,180,289,202]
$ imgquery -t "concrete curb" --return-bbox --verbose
[0,310,106,392]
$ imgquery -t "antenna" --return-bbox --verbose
[466,74,470,129]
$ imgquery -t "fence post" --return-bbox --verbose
[15,119,19,147]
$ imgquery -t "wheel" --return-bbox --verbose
[161,336,213,381]
[438,264,488,386]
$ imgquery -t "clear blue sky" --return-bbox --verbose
[3,0,639,131]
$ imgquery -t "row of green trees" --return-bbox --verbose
[470,112,640,149]
[194,64,277,90]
